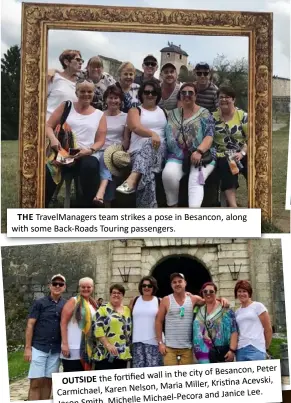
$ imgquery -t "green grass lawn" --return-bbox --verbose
[269,337,288,359]
[1,124,290,232]
[8,350,29,382]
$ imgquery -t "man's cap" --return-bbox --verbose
[195,62,210,70]
[143,54,158,63]
[51,274,66,283]
[161,62,176,72]
[170,272,185,281]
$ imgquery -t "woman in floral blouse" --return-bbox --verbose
[91,284,132,370]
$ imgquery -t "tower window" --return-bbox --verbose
[167,53,170,58]
[179,55,182,59]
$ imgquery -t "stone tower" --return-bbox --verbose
[160,42,188,74]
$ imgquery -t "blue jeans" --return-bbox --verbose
[236,345,266,361]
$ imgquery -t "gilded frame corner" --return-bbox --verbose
[19,3,273,220]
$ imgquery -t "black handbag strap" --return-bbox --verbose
[60,100,72,126]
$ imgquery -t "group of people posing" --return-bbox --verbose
[24,273,272,400]
[45,50,248,209]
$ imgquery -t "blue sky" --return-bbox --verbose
[1,0,290,77]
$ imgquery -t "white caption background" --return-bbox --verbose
[7,208,261,238]
[52,361,282,403]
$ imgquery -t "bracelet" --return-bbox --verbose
[196,149,204,155]
[229,348,236,354]
[90,147,96,154]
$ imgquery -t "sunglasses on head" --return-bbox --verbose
[144,61,157,67]
[202,289,215,295]
[142,284,153,288]
[179,306,185,318]
[143,90,158,96]
[52,281,65,287]
[77,78,94,84]
[196,71,209,77]
[180,90,195,97]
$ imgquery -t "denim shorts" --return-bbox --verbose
[236,344,266,361]
[28,347,60,378]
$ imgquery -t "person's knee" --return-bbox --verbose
[30,378,43,390]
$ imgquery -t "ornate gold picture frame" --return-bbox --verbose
[19,3,273,220]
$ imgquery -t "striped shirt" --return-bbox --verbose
[159,83,181,111]
[195,81,218,113]
[165,294,193,348]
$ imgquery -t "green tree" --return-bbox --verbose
[212,54,248,111]
[1,45,21,140]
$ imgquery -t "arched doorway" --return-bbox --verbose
[151,255,211,297]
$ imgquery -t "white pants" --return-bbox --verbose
[162,161,215,207]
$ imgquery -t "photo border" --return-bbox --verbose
[19,3,273,220]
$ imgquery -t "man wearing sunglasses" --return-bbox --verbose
[24,274,66,400]
[134,55,160,86]
[156,272,228,366]
[194,62,218,113]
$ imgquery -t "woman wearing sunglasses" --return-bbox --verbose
[91,284,132,370]
[60,278,98,372]
[45,79,107,207]
[47,50,84,121]
[193,282,238,364]
[234,280,272,361]
[116,80,167,207]
[129,276,163,368]
[213,86,248,207]
[162,82,216,208]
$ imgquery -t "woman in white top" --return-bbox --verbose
[234,280,273,361]
[47,49,83,121]
[116,62,141,113]
[129,276,163,368]
[61,278,98,371]
[116,79,168,207]
[45,79,107,207]
[92,84,130,207]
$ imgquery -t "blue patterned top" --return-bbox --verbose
[165,107,216,165]
[193,304,238,363]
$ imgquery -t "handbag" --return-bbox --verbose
[204,308,230,363]
[180,109,213,174]
[55,100,74,151]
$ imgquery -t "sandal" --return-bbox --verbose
[116,182,136,195]
[93,197,105,208]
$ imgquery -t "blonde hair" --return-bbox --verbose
[117,61,136,77]
[79,277,94,286]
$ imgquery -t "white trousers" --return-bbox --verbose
[162,161,215,207]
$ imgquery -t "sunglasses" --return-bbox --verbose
[73,57,84,63]
[144,62,157,67]
[52,282,65,287]
[111,292,122,296]
[180,90,195,97]
[143,90,158,96]
[77,78,94,84]
[179,306,185,318]
[196,71,209,77]
[202,289,215,295]
[142,284,153,288]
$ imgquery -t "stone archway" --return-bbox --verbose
[151,255,211,297]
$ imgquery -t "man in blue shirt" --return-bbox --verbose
[24,274,66,401]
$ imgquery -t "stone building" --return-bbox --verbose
[273,76,290,114]
[2,238,285,345]
[160,42,188,75]
[99,55,142,81]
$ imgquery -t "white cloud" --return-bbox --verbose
[1,0,290,77]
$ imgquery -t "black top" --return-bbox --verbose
[134,74,161,86]
[28,295,66,354]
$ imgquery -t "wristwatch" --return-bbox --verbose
[158,341,164,345]
[241,150,246,157]
[196,149,204,155]
[90,147,96,154]
[229,348,236,353]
